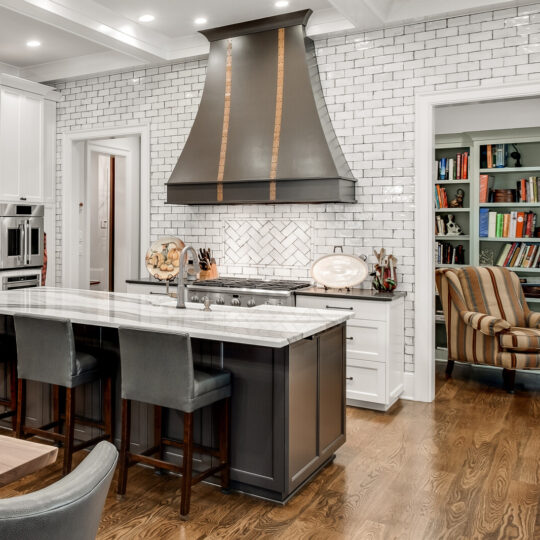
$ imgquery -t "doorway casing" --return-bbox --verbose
[414,81,540,403]
[62,124,150,289]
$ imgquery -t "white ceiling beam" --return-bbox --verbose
[0,0,166,62]
[0,61,19,77]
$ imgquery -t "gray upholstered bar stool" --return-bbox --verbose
[13,314,114,476]
[117,326,231,518]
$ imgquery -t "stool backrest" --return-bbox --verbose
[0,441,118,540]
[118,327,194,410]
[13,314,78,387]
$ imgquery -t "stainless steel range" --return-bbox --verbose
[186,278,311,307]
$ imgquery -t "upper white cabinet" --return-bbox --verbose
[0,74,60,204]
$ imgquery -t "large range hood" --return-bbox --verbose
[166,10,356,205]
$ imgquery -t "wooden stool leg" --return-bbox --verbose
[220,397,230,491]
[15,379,25,439]
[52,385,61,436]
[154,405,164,473]
[103,376,113,441]
[117,399,131,495]
[9,359,17,431]
[63,387,76,476]
[180,412,194,518]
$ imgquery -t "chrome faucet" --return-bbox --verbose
[176,245,199,309]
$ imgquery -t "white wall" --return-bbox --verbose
[436,97,540,134]
[54,2,540,372]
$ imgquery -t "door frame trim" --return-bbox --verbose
[62,123,150,288]
[414,80,540,402]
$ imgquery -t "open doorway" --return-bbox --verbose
[84,136,140,293]
[413,83,540,403]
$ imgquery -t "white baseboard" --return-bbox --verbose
[401,371,415,401]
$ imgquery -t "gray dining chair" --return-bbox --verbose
[0,440,118,540]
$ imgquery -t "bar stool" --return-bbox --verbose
[13,314,114,476]
[116,326,231,518]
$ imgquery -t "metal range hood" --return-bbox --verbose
[166,10,356,205]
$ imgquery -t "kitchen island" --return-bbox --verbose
[0,288,350,502]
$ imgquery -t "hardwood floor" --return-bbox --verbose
[1,362,539,539]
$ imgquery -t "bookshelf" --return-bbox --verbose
[434,128,540,361]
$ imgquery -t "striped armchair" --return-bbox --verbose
[435,266,540,392]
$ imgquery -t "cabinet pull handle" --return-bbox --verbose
[20,197,27,201]
[346,376,353,380]
[326,305,353,310]
[346,337,354,340]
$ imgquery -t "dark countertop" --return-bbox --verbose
[126,277,178,286]
[295,287,406,301]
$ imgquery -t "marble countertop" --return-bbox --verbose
[0,288,352,348]
[295,287,407,301]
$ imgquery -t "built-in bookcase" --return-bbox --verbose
[434,128,540,361]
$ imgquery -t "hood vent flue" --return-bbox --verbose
[166,10,356,205]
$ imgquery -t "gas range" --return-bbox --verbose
[186,278,311,307]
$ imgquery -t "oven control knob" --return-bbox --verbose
[215,296,225,305]
[247,298,256,308]
[190,295,200,303]
[231,298,241,307]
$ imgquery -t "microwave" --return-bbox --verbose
[0,204,44,270]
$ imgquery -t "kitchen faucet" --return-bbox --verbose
[176,245,199,309]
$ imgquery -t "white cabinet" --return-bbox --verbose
[296,292,405,411]
[0,75,59,204]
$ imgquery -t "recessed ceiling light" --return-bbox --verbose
[26,40,41,48]
[194,17,207,25]
[138,14,155,23]
[275,1,289,7]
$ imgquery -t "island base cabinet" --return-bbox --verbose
[0,319,347,503]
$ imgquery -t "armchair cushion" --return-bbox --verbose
[460,310,511,336]
[500,327,540,352]
[526,311,540,329]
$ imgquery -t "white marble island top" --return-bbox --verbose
[0,288,352,348]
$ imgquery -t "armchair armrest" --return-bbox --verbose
[460,311,511,336]
[526,311,540,329]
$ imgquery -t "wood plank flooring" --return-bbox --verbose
[1,362,539,539]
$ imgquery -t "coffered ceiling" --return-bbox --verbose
[0,0,532,83]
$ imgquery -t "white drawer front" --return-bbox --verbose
[296,295,386,321]
[346,361,386,404]
[346,320,386,364]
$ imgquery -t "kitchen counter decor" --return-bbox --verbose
[145,237,185,282]
[311,253,369,289]
[372,248,398,292]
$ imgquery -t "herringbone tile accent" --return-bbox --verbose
[224,220,312,268]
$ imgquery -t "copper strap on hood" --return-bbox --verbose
[217,38,233,202]
[269,27,285,201]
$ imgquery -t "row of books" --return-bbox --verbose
[434,186,450,208]
[436,153,469,180]
[479,209,537,238]
[480,144,507,169]
[435,242,466,265]
[516,177,539,202]
[479,175,540,203]
[496,243,540,268]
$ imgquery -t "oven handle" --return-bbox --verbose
[19,223,25,265]
[25,220,30,264]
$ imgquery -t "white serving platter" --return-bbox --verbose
[310,254,369,289]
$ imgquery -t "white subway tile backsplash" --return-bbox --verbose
[52,2,540,373]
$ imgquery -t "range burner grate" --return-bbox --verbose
[192,278,311,292]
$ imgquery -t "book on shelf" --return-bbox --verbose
[479,174,494,203]
[482,211,537,238]
[435,241,465,264]
[434,185,449,208]
[496,242,540,268]
[436,152,468,180]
